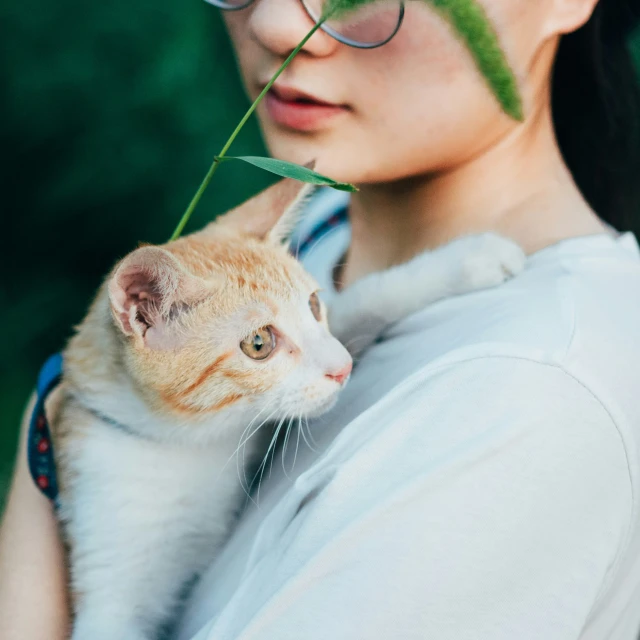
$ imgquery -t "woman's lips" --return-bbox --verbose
[262,86,349,131]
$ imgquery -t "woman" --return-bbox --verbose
[2,0,640,637]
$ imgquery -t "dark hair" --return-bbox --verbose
[552,0,640,235]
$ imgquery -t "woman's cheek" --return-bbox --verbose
[223,15,256,89]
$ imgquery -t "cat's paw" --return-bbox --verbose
[446,232,526,294]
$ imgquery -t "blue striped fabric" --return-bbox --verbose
[28,352,62,506]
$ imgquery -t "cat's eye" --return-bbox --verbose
[240,326,276,360]
[309,292,322,322]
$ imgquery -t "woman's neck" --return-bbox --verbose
[341,105,606,288]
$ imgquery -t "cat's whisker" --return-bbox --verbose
[281,416,295,480]
[240,473,258,507]
[298,415,317,453]
[250,416,283,495]
[241,403,278,488]
[252,415,287,505]
[223,400,274,472]
[304,415,319,449]
[219,402,277,501]
[298,416,316,451]
[240,423,272,507]
[234,418,259,473]
[268,416,287,480]
[291,416,302,474]
[241,406,280,498]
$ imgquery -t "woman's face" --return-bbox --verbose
[222,0,569,183]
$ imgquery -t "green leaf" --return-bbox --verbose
[215,156,359,192]
[322,0,523,121]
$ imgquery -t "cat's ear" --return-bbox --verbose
[108,246,209,349]
[207,164,316,245]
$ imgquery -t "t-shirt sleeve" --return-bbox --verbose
[194,357,633,640]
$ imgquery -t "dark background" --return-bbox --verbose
[0,0,273,506]
[2,1,640,508]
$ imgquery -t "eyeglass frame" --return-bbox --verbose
[205,0,405,49]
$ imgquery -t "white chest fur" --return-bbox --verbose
[59,414,255,640]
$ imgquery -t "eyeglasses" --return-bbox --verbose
[205,0,405,49]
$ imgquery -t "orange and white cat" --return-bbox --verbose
[52,178,525,640]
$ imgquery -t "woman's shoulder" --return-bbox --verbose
[358,231,640,466]
[335,241,640,615]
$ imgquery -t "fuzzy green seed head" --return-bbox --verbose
[322,0,524,121]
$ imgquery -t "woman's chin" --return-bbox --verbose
[261,132,361,186]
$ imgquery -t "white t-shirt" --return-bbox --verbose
[175,189,640,640]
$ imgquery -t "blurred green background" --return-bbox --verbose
[0,0,273,507]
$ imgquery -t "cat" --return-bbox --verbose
[50,177,525,640]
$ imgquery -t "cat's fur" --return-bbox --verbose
[51,178,525,640]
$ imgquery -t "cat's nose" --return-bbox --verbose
[325,362,353,386]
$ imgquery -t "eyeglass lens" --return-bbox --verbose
[206,0,403,49]
[302,0,403,48]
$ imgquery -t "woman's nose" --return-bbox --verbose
[248,0,338,58]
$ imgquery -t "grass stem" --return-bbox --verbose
[169,20,324,241]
